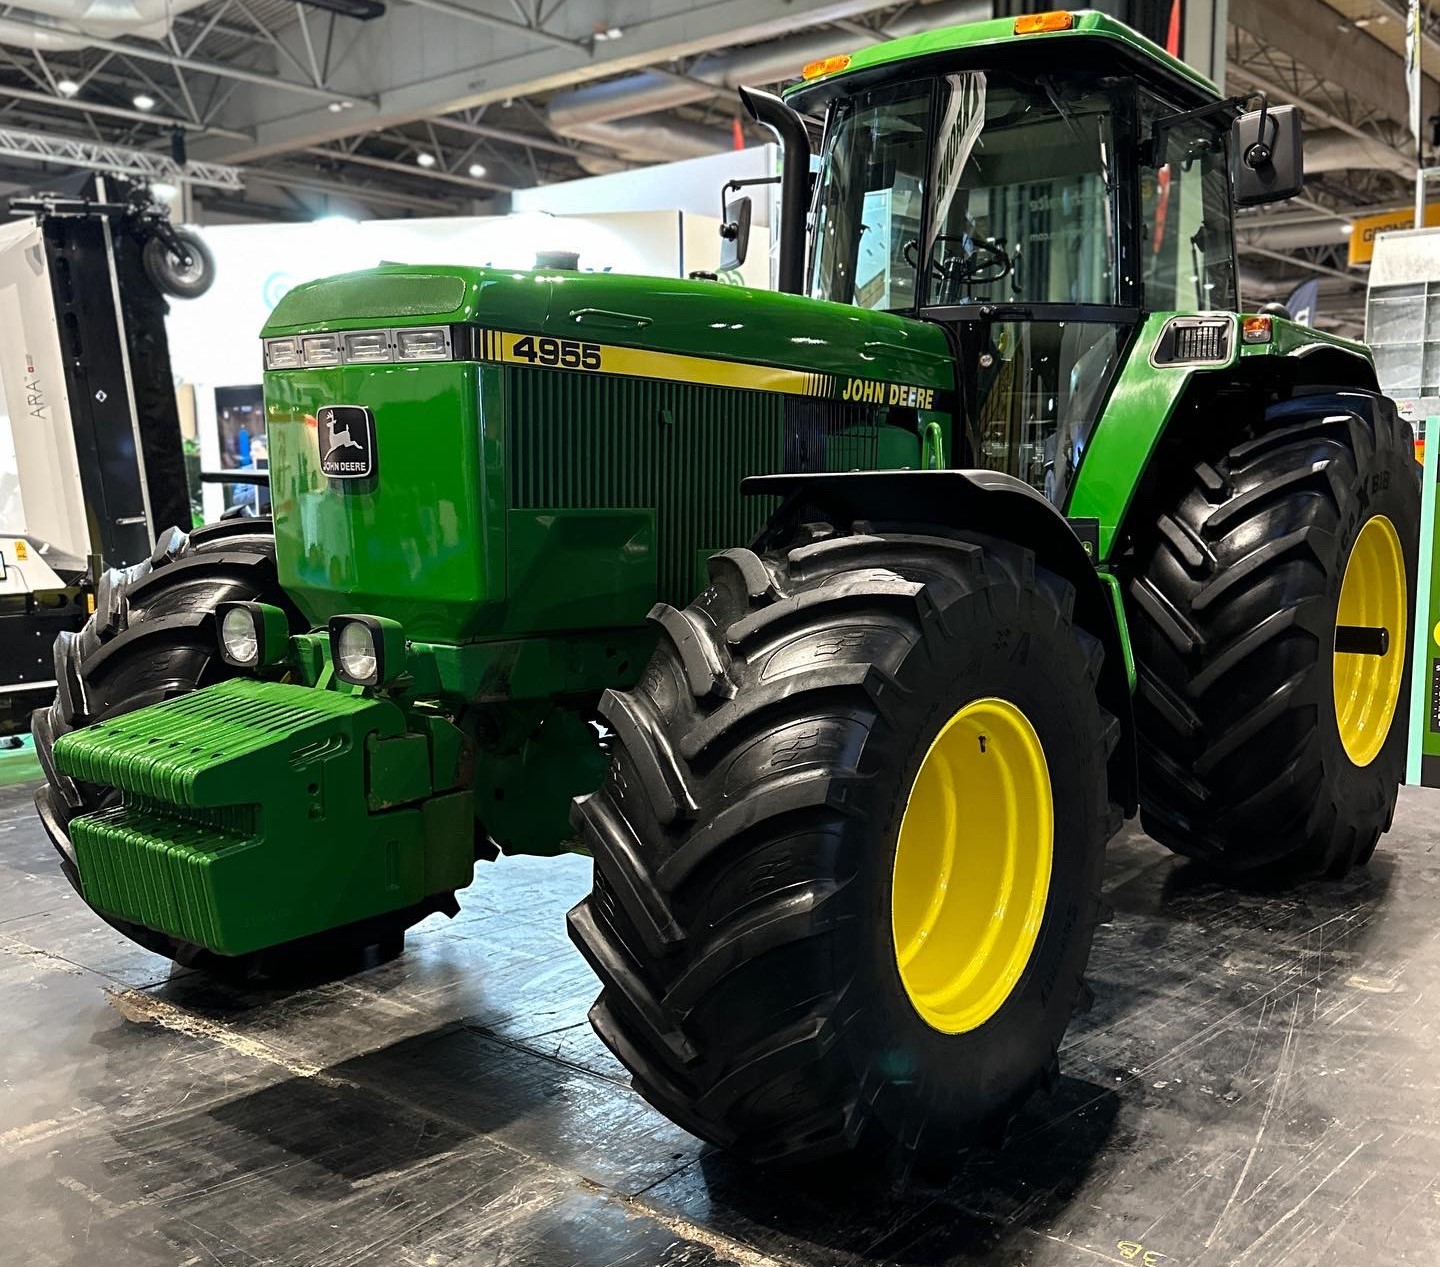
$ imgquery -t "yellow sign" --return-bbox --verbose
[1349,204,1440,266]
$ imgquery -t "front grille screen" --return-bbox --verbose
[506,369,884,606]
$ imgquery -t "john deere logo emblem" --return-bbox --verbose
[318,405,375,480]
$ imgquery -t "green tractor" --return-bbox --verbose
[31,10,1418,1168]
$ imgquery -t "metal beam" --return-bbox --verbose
[402,0,586,53]
[303,145,512,192]
[429,114,611,161]
[243,166,462,212]
[1230,0,1439,128]
[189,0,902,163]
[0,14,369,105]
[0,125,244,188]
[402,0,735,101]
[0,83,253,140]
[1239,242,1360,283]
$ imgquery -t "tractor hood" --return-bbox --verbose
[260,265,955,646]
[261,264,953,391]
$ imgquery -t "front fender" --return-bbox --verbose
[744,469,1138,816]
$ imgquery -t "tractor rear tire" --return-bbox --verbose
[1128,390,1419,880]
[568,522,1122,1167]
[31,520,458,979]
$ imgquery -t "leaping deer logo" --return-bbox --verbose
[321,408,365,462]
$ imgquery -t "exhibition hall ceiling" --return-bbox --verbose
[0,0,1425,328]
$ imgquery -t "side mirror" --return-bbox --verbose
[719,194,751,271]
[1232,103,1303,206]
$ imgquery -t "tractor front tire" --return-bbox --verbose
[1129,390,1419,880]
[32,520,457,978]
[569,523,1122,1167]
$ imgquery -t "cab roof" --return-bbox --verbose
[785,10,1219,111]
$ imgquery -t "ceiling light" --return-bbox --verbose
[133,93,155,111]
[468,162,487,178]
[594,24,622,40]
[416,151,436,168]
[328,101,343,113]
[56,78,79,97]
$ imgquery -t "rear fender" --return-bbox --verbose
[1070,312,1381,562]
[745,469,1138,816]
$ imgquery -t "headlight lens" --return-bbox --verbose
[344,330,392,362]
[301,333,341,366]
[395,327,450,361]
[328,614,406,687]
[220,606,260,667]
[336,621,379,685]
[264,337,301,369]
[217,601,289,669]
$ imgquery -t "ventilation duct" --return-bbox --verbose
[0,0,211,51]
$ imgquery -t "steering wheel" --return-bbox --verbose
[942,234,1012,284]
[904,236,1012,299]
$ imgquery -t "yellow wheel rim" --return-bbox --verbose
[890,697,1053,1035]
[1333,514,1407,767]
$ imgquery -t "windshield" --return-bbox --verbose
[927,72,1118,307]
[808,83,931,310]
[807,74,1122,311]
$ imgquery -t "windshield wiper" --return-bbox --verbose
[1037,75,1082,141]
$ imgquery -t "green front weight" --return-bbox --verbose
[53,678,474,956]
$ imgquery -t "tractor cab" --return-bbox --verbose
[780,9,1297,504]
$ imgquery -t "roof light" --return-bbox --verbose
[1014,11,1074,34]
[132,93,156,111]
[468,162,487,178]
[56,78,79,97]
[416,151,436,168]
[801,54,851,80]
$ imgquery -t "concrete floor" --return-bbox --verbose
[2,768,1439,1267]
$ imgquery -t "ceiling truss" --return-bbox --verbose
[0,0,1412,333]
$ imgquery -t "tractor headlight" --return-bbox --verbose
[328,615,406,687]
[217,601,290,669]
[395,327,451,361]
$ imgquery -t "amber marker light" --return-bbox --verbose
[1014,11,1074,33]
[802,54,851,80]
[1242,315,1274,345]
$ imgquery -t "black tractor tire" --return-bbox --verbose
[568,522,1122,1168]
[142,228,215,300]
[1128,389,1420,881]
[31,520,457,979]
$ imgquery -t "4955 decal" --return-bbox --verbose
[507,335,602,370]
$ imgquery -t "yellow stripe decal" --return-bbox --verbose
[490,330,821,397]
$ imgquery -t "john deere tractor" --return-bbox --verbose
[31,11,1418,1168]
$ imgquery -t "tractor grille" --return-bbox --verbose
[505,368,882,606]
[784,397,883,473]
